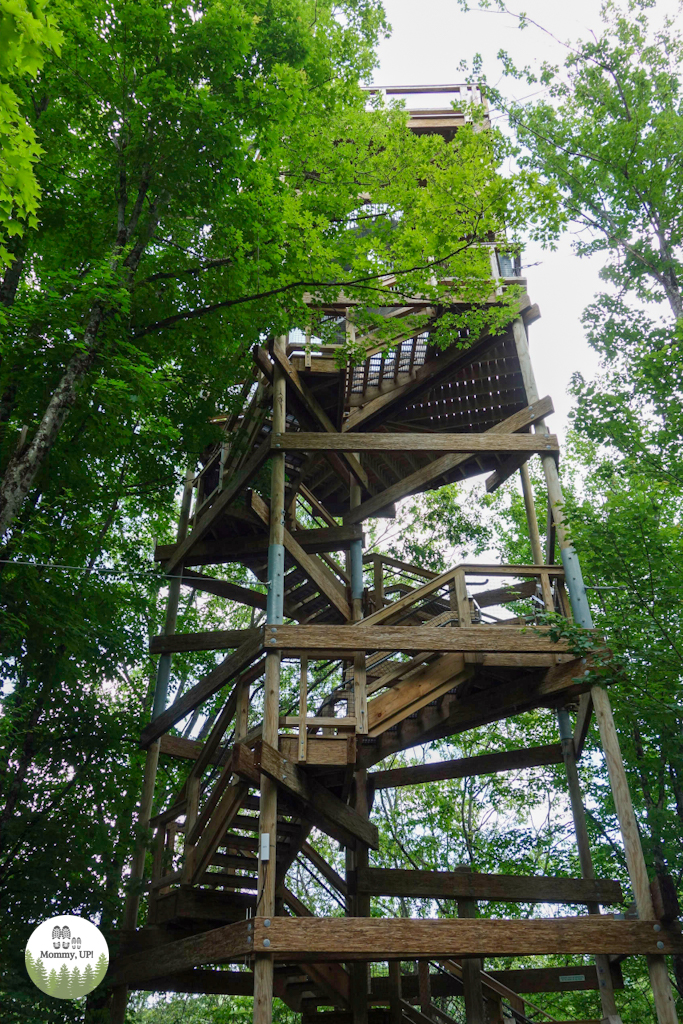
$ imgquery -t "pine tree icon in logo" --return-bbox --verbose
[52,926,61,949]
[61,925,71,949]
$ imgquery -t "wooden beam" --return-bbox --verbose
[269,341,369,489]
[165,436,271,575]
[248,490,352,620]
[155,524,364,566]
[362,657,597,768]
[106,920,252,986]
[343,331,508,434]
[150,628,260,655]
[265,624,572,655]
[273,433,559,454]
[139,633,265,747]
[344,397,554,524]
[368,655,472,736]
[127,970,254,995]
[301,842,348,896]
[232,742,379,850]
[246,915,683,960]
[370,744,564,789]
[353,867,623,904]
[181,570,267,609]
[574,692,593,760]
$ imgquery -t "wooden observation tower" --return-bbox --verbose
[107,87,682,1024]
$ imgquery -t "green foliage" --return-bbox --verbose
[0,0,61,263]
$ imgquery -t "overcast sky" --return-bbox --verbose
[371,0,682,430]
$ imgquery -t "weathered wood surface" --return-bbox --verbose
[272,433,559,453]
[361,658,596,768]
[344,398,555,523]
[165,436,271,574]
[266,625,572,655]
[370,744,564,789]
[367,655,472,736]
[353,867,623,904]
[155,524,363,567]
[140,634,264,747]
[181,570,268,609]
[106,920,251,985]
[150,628,261,655]
[232,742,379,850]
[247,916,683,960]
[127,970,255,994]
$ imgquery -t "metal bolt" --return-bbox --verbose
[247,923,253,931]
[263,938,271,947]
[264,919,271,927]
[247,936,252,944]
[657,941,664,949]
[584,670,590,676]
[270,638,277,643]
[654,924,662,933]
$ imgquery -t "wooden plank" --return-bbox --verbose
[155,524,363,566]
[248,915,683,960]
[358,562,563,630]
[150,628,260,655]
[266,625,572,655]
[279,735,355,766]
[107,920,252,985]
[165,435,271,574]
[485,452,531,494]
[574,692,593,760]
[475,579,537,609]
[181,570,267,609]
[273,433,559,454]
[370,744,564,789]
[344,397,554,524]
[361,657,597,769]
[159,735,223,765]
[270,341,369,489]
[248,492,352,620]
[354,867,623,904]
[192,781,250,882]
[139,634,265,747]
[368,655,472,736]
[343,332,508,434]
[283,529,352,620]
[301,841,348,896]
[363,553,438,580]
[488,965,621,994]
[128,970,255,995]
[232,742,379,850]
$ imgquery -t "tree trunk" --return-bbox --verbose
[0,310,102,539]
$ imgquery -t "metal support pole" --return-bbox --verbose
[110,468,194,1024]
[253,346,287,1024]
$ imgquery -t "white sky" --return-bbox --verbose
[372,0,682,430]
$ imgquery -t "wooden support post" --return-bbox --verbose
[456,871,486,1024]
[389,960,403,1024]
[418,960,431,1018]
[557,709,620,1020]
[299,656,308,762]
[519,461,554,611]
[591,685,679,1024]
[373,554,385,611]
[511,318,593,628]
[350,475,367,734]
[253,347,286,1024]
[110,469,194,1024]
[347,769,371,1024]
[236,674,250,742]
